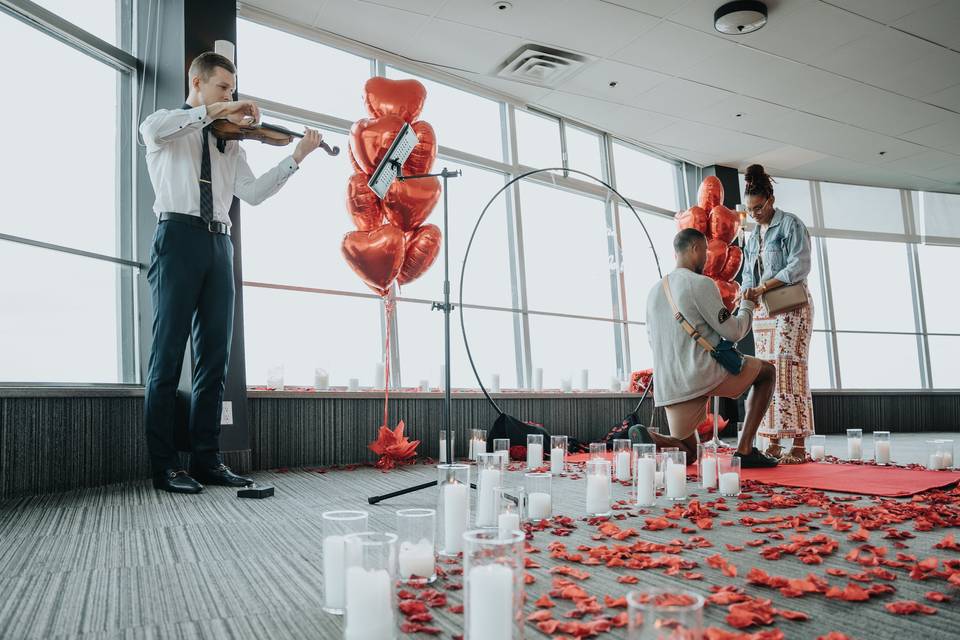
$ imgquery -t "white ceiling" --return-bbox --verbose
[246,0,960,194]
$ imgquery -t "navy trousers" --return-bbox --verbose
[144,219,234,474]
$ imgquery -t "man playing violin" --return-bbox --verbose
[139,52,322,493]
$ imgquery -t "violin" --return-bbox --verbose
[210,120,340,156]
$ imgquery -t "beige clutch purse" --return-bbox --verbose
[762,283,808,316]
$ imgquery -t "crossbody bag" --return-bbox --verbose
[661,277,744,375]
[756,232,808,317]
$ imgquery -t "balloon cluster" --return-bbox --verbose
[675,176,742,311]
[342,77,442,296]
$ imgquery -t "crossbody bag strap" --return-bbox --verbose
[661,277,716,354]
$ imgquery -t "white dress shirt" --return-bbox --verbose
[139,105,299,226]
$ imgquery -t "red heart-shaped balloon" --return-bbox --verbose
[718,245,743,281]
[703,238,729,278]
[341,223,405,296]
[364,77,427,123]
[346,172,383,231]
[675,206,709,234]
[348,145,365,175]
[404,121,437,175]
[698,176,724,212]
[349,115,405,175]
[714,279,740,312]
[709,205,741,244]
[398,224,441,285]
[383,175,441,232]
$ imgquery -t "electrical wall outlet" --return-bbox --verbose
[221,401,233,425]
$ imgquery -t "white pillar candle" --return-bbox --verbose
[373,362,385,388]
[928,452,944,471]
[315,369,329,390]
[719,472,740,496]
[550,447,565,475]
[635,457,655,505]
[615,451,631,481]
[398,539,435,581]
[419,379,430,391]
[701,457,718,489]
[468,564,513,640]
[348,378,360,392]
[847,438,862,460]
[439,434,454,464]
[534,368,543,392]
[580,369,589,391]
[811,445,825,461]
[323,535,346,610]
[497,512,520,540]
[477,469,502,526]
[610,377,621,392]
[875,441,891,465]
[528,492,552,519]
[490,373,501,393]
[527,443,543,469]
[666,462,686,499]
[585,473,610,514]
[942,449,954,467]
[344,567,394,640]
[443,483,468,555]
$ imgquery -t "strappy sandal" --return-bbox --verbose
[779,446,807,465]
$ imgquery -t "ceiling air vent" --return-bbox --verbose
[494,45,590,87]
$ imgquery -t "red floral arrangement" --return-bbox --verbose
[368,421,420,471]
[629,369,653,395]
[509,445,527,461]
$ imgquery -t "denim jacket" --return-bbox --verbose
[741,208,812,290]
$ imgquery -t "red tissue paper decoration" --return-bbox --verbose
[630,369,654,395]
[368,421,420,471]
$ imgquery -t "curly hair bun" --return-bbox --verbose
[744,164,774,198]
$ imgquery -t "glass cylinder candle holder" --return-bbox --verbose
[267,364,285,390]
[343,532,398,640]
[633,444,656,507]
[315,368,329,390]
[613,438,632,481]
[439,430,456,464]
[560,376,573,393]
[590,442,606,459]
[322,510,369,615]
[936,439,955,469]
[495,485,525,540]
[527,434,544,469]
[847,429,863,461]
[698,445,719,490]
[664,450,687,501]
[809,434,826,462]
[476,453,505,528]
[469,429,487,461]
[550,435,567,475]
[463,530,525,640]
[718,454,741,497]
[654,452,665,491]
[627,589,704,640]
[873,431,891,466]
[585,459,611,516]
[437,464,470,557]
[493,438,510,466]
[396,508,436,584]
[525,472,553,520]
[927,440,950,470]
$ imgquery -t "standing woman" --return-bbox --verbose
[741,164,815,464]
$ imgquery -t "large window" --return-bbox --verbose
[611,141,679,212]
[820,182,904,234]
[0,3,133,383]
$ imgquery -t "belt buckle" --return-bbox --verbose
[207,220,219,234]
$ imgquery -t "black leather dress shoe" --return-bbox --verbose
[190,463,254,487]
[153,469,204,494]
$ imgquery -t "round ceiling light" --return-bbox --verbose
[714,1,768,35]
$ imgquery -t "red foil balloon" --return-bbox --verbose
[346,172,383,231]
[398,224,441,285]
[349,115,405,175]
[363,77,427,124]
[348,145,365,175]
[341,223,405,297]
[709,205,741,244]
[698,176,724,212]
[675,206,709,234]
[718,245,743,281]
[404,121,437,175]
[714,279,740,312]
[703,238,729,277]
[383,175,441,232]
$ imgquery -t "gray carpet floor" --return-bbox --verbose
[0,433,958,639]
